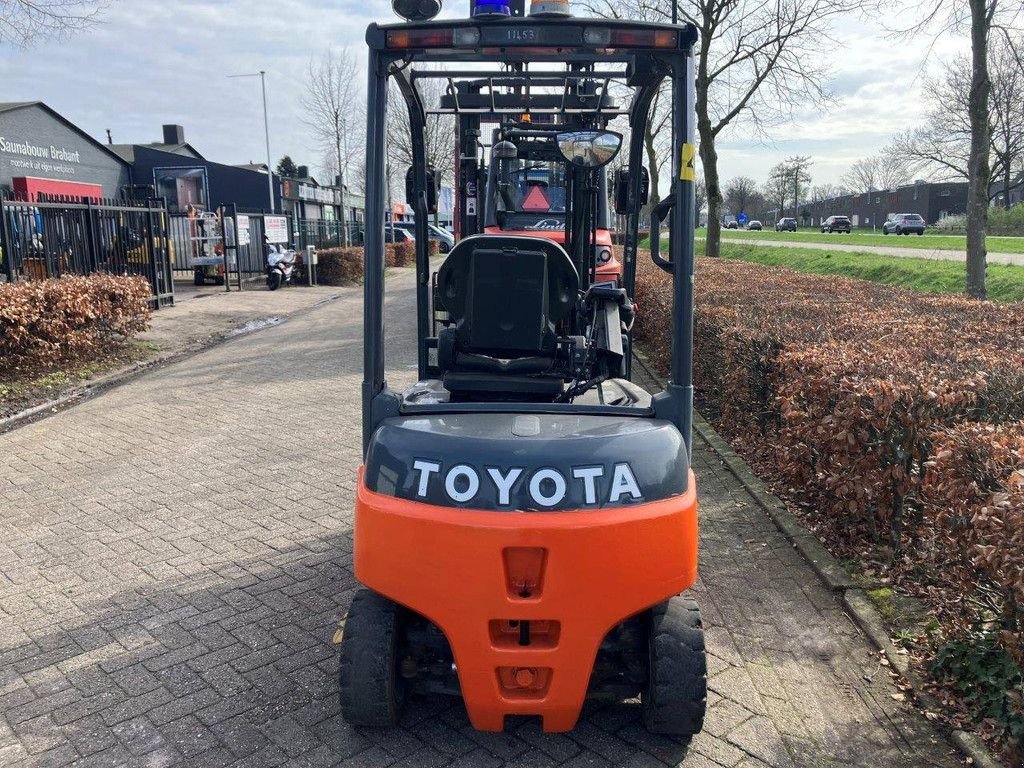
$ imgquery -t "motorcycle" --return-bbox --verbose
[266,246,299,290]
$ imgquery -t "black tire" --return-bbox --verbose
[193,270,204,286]
[267,271,282,291]
[642,596,707,736]
[917,231,924,236]
[896,226,903,235]
[338,589,405,727]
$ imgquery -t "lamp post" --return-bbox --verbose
[228,70,275,213]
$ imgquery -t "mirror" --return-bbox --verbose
[613,166,650,214]
[556,130,622,168]
[405,165,439,214]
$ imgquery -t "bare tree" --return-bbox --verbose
[581,0,861,258]
[385,72,456,225]
[894,0,1022,299]
[723,176,757,215]
[786,155,813,211]
[302,48,364,245]
[841,152,910,192]
[764,162,791,219]
[0,0,105,44]
[810,183,842,202]
[694,173,708,223]
[892,35,1023,208]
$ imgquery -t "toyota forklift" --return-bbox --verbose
[340,0,705,735]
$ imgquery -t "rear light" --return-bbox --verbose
[608,28,678,48]
[594,245,613,265]
[386,28,453,48]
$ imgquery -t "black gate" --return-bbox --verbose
[166,208,293,288]
[0,194,174,308]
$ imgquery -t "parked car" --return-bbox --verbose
[821,215,852,234]
[747,220,763,231]
[724,218,739,229]
[775,217,797,232]
[882,213,926,236]
[385,225,415,244]
[394,221,455,252]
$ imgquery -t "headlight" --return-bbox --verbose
[594,245,613,265]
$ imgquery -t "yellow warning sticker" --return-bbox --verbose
[680,143,697,181]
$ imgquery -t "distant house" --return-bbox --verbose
[0,101,130,200]
[110,125,281,212]
[990,171,1024,208]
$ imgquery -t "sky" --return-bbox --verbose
[0,0,970,190]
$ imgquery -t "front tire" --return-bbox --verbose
[642,596,707,736]
[267,270,282,291]
[339,589,405,727]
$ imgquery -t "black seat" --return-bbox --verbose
[435,235,578,399]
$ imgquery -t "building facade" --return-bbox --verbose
[762,180,970,229]
[0,102,130,200]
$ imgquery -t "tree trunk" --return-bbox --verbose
[965,0,991,299]
[700,132,722,258]
[644,125,660,210]
[696,43,721,258]
[1004,164,1012,209]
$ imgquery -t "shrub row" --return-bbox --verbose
[932,206,1024,236]
[316,241,436,287]
[0,274,152,373]
[634,256,1024,669]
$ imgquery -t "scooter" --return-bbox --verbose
[266,246,299,290]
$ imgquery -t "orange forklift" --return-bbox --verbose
[340,0,705,735]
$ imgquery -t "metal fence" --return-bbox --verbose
[295,218,363,250]
[0,194,174,308]
[167,209,299,287]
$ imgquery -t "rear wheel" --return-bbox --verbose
[339,589,405,727]
[642,596,707,736]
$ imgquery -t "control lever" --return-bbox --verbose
[649,197,674,273]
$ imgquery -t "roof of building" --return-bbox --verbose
[107,142,205,163]
[0,101,130,168]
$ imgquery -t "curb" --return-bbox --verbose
[630,348,1004,768]
[0,290,346,437]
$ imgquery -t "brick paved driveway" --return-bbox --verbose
[0,269,961,767]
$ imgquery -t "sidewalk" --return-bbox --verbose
[711,235,1024,266]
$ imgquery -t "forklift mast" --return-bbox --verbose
[362,14,699,454]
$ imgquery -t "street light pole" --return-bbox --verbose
[259,71,274,213]
[228,70,276,213]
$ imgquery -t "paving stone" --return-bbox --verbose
[0,271,963,767]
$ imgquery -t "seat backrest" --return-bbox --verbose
[437,235,578,358]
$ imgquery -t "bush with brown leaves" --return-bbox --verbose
[635,256,1024,670]
[0,274,151,374]
[317,247,364,286]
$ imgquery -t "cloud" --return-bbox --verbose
[0,1,973,187]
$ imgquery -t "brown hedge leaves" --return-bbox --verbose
[0,274,151,374]
[635,256,1024,664]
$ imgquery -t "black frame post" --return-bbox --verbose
[0,196,15,283]
[670,50,696,454]
[363,47,389,453]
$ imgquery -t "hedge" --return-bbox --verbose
[634,256,1024,676]
[0,274,151,373]
[316,241,436,286]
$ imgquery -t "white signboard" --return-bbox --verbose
[237,215,251,246]
[265,215,289,244]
